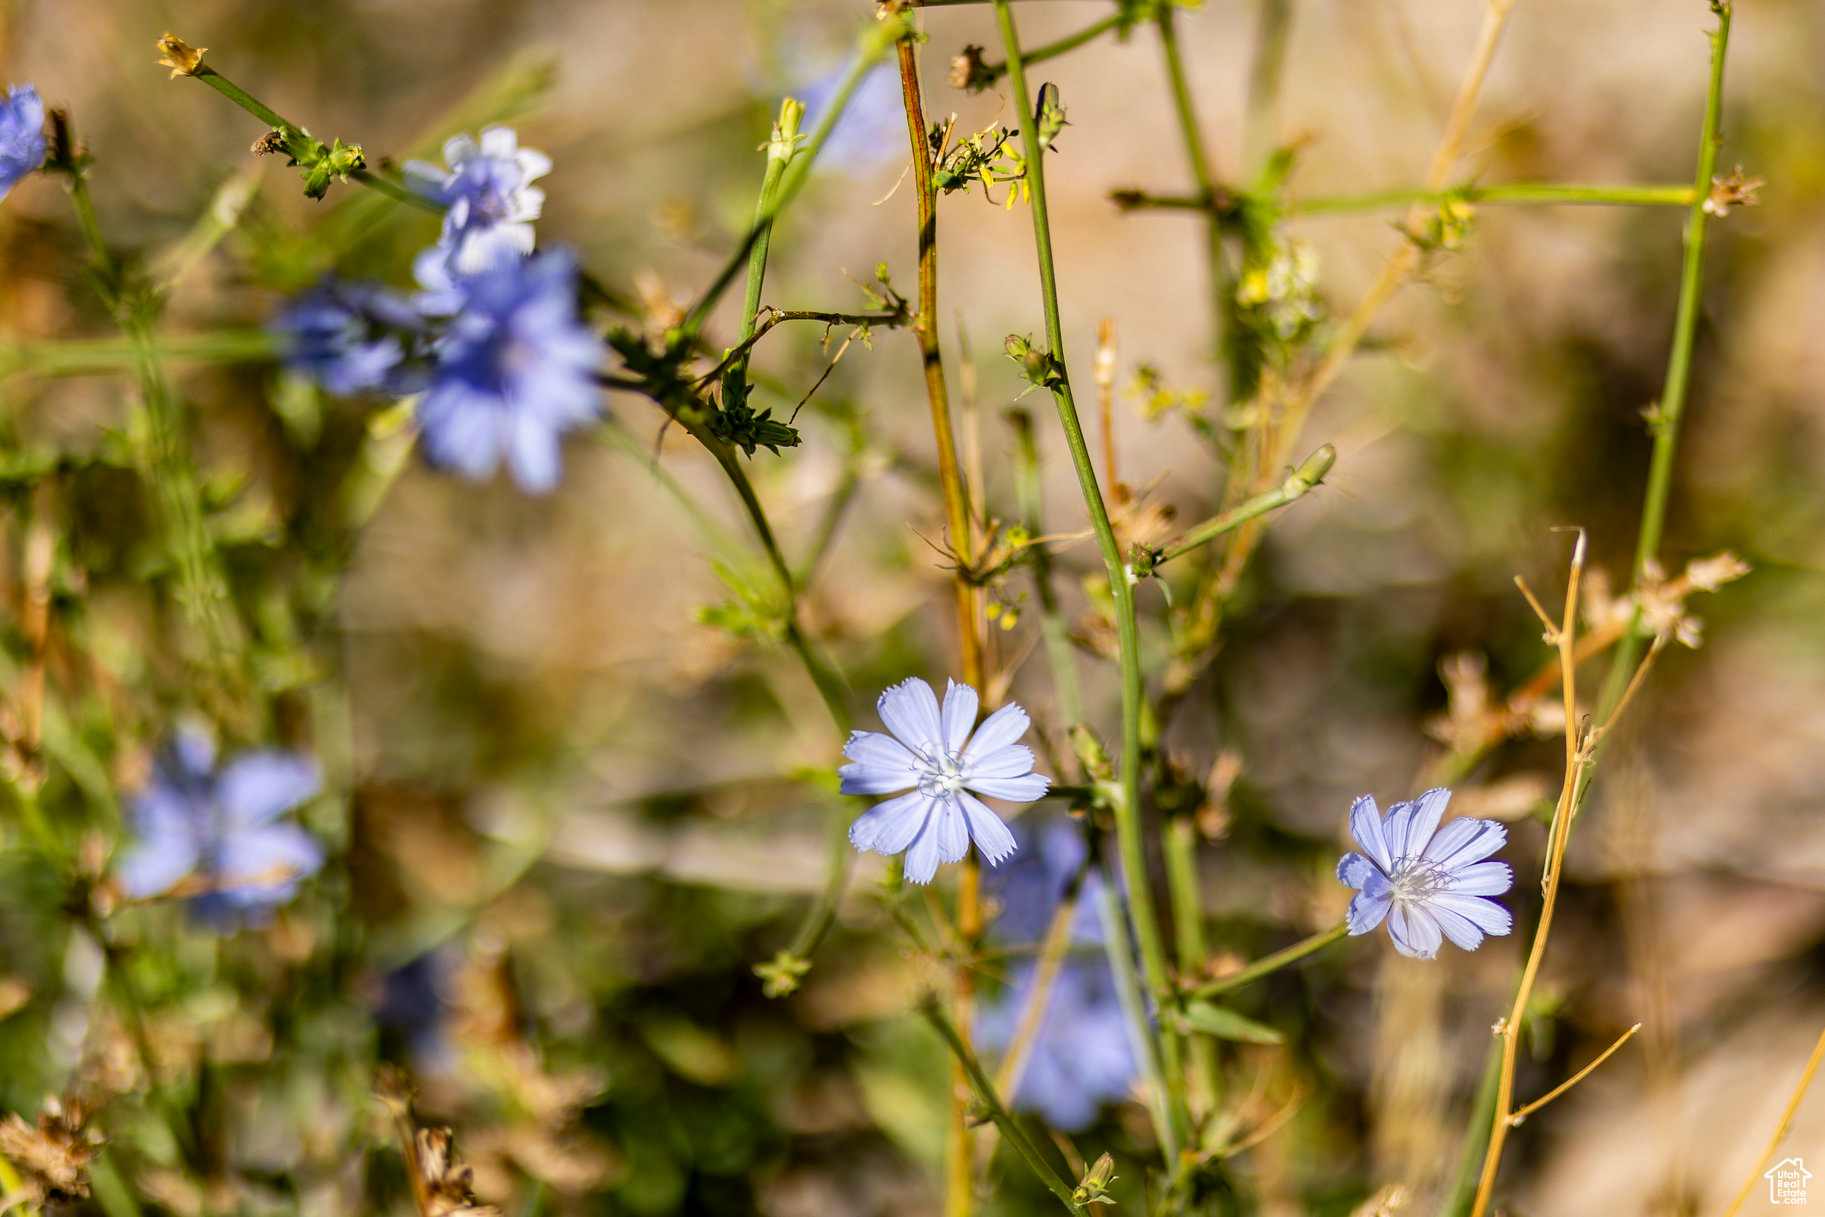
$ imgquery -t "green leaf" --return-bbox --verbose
[1173,1000,1284,1044]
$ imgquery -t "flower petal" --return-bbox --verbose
[877,678,944,751]
[217,823,324,900]
[478,126,519,158]
[849,791,931,856]
[506,406,564,494]
[902,816,947,885]
[964,743,1037,780]
[940,680,979,755]
[958,791,1018,866]
[1427,900,1487,951]
[839,731,921,795]
[964,701,1031,760]
[966,773,1050,804]
[1423,817,1507,869]
[1387,905,1443,960]
[1395,787,1451,859]
[932,797,971,866]
[1346,888,1392,935]
[218,752,320,829]
[441,133,479,167]
[1446,860,1513,896]
[1431,893,1513,937]
[1348,795,1393,871]
[1336,851,1377,889]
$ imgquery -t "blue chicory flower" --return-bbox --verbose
[977,816,1138,1130]
[976,958,1137,1132]
[988,817,1104,945]
[841,678,1048,885]
[796,62,905,178]
[0,84,46,201]
[406,126,550,278]
[273,278,424,396]
[415,247,604,493]
[1336,787,1514,959]
[117,729,324,921]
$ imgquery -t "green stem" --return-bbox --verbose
[991,0,1189,1158]
[1153,444,1334,567]
[975,12,1125,85]
[55,156,242,688]
[2,329,278,377]
[1179,921,1348,1001]
[1009,410,1083,728]
[179,64,442,216]
[682,17,906,336]
[1243,0,1293,169]
[1291,181,1695,216]
[1163,816,1220,1117]
[922,1001,1087,1215]
[1156,6,1239,404]
[192,65,285,127]
[1600,3,1732,717]
[349,167,443,214]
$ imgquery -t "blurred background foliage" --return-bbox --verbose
[0,0,1823,1214]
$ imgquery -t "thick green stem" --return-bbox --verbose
[1600,3,1732,717]
[991,0,1189,1158]
[1178,921,1348,1001]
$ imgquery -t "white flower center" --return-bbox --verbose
[1389,857,1447,905]
[915,746,968,800]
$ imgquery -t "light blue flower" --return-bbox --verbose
[1337,787,1513,959]
[841,678,1046,884]
[988,817,1103,945]
[415,248,603,493]
[273,278,423,396]
[796,62,905,178]
[406,127,550,277]
[977,816,1138,1130]
[118,729,324,922]
[977,957,1137,1131]
[0,84,46,201]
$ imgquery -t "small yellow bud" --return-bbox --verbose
[156,33,207,78]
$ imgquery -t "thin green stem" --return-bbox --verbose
[1153,444,1334,567]
[1291,181,1695,216]
[682,17,906,336]
[974,12,1125,86]
[2,329,278,377]
[1178,922,1348,1002]
[992,0,1189,1158]
[1163,816,1220,1117]
[176,61,447,217]
[1010,409,1083,728]
[922,1001,1087,1215]
[54,150,242,693]
[191,65,285,127]
[349,167,443,214]
[1600,3,1732,717]
[1243,0,1293,169]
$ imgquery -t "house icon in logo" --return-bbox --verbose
[1766,1157,1811,1205]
